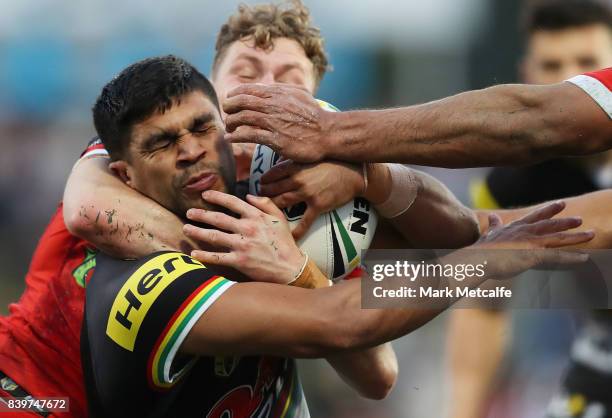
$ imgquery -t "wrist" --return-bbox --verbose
[362,163,391,204]
[283,249,308,284]
[289,256,332,289]
[325,110,357,161]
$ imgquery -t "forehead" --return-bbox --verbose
[221,37,314,72]
[130,91,220,142]
[527,24,612,57]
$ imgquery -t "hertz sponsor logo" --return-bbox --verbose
[106,253,205,351]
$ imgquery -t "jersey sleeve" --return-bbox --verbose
[80,137,109,159]
[82,251,236,417]
[567,67,612,119]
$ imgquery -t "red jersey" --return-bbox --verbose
[567,67,612,119]
[0,140,108,418]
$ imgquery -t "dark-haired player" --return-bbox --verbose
[82,54,594,418]
[0,3,478,416]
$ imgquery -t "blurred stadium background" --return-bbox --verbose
[0,0,604,416]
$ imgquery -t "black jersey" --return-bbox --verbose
[472,159,599,210]
[81,251,309,418]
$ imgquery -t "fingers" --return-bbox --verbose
[224,126,274,148]
[527,216,583,234]
[183,224,237,248]
[223,94,270,116]
[225,82,307,99]
[202,190,259,217]
[271,192,303,209]
[225,109,271,133]
[186,208,238,232]
[537,249,589,266]
[260,160,299,184]
[516,201,566,224]
[259,177,301,198]
[245,194,285,219]
[225,83,276,100]
[292,207,318,240]
[190,250,237,267]
[539,229,595,248]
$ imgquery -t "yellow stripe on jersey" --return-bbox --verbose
[106,253,206,351]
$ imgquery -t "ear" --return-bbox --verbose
[108,160,133,186]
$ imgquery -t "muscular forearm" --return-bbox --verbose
[63,157,196,257]
[394,170,479,248]
[364,164,478,248]
[327,83,611,167]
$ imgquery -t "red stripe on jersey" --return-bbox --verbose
[584,67,612,91]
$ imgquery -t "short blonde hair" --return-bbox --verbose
[213,0,329,86]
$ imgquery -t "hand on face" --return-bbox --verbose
[259,159,365,240]
[183,190,305,284]
[223,83,332,163]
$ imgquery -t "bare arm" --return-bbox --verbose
[326,343,398,400]
[182,198,593,359]
[259,161,479,247]
[476,189,612,249]
[181,278,439,358]
[364,164,480,248]
[224,82,612,166]
[63,156,195,258]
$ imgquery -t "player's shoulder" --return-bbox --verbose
[88,251,209,299]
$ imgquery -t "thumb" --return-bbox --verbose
[292,208,317,240]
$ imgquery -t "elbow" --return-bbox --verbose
[63,202,92,239]
[455,207,480,246]
[359,359,398,400]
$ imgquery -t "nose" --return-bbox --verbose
[260,71,275,85]
[177,134,206,165]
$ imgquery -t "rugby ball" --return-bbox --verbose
[249,100,378,281]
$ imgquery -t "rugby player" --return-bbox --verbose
[0,2,479,416]
[449,2,612,417]
[82,54,594,418]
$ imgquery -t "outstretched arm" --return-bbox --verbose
[182,196,593,358]
[63,156,196,258]
[476,189,612,249]
[259,160,479,247]
[223,71,612,166]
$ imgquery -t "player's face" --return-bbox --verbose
[118,91,236,218]
[212,37,317,104]
[522,24,612,84]
[212,37,318,179]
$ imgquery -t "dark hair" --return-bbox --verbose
[93,55,219,160]
[524,0,612,34]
